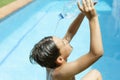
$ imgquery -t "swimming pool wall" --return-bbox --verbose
[0,0,55,64]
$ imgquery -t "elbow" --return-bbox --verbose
[90,49,104,58]
[97,50,104,57]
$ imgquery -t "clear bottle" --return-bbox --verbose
[59,0,98,19]
[59,0,80,19]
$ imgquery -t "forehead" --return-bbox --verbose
[53,36,63,48]
[53,36,62,44]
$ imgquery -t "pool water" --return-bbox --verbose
[0,0,120,80]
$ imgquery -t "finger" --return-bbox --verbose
[90,0,94,7]
[86,0,92,10]
[77,1,83,12]
[83,0,88,11]
[83,0,87,7]
[85,0,90,7]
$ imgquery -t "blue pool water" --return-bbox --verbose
[0,0,120,80]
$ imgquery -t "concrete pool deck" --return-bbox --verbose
[0,0,33,19]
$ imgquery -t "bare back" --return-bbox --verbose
[47,68,75,80]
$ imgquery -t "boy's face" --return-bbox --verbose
[53,36,73,60]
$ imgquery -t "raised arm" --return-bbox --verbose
[79,0,103,56]
[59,0,104,77]
[63,10,85,42]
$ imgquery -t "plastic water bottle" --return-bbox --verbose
[59,0,98,19]
[59,0,80,19]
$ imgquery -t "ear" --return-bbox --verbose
[56,56,64,65]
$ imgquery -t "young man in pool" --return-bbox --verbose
[30,0,104,80]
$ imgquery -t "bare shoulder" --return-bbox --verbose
[54,53,102,78]
[52,65,74,80]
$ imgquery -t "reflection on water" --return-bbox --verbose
[112,0,120,37]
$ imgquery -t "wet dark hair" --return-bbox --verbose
[29,36,60,69]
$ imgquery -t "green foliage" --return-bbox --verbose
[0,0,16,8]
